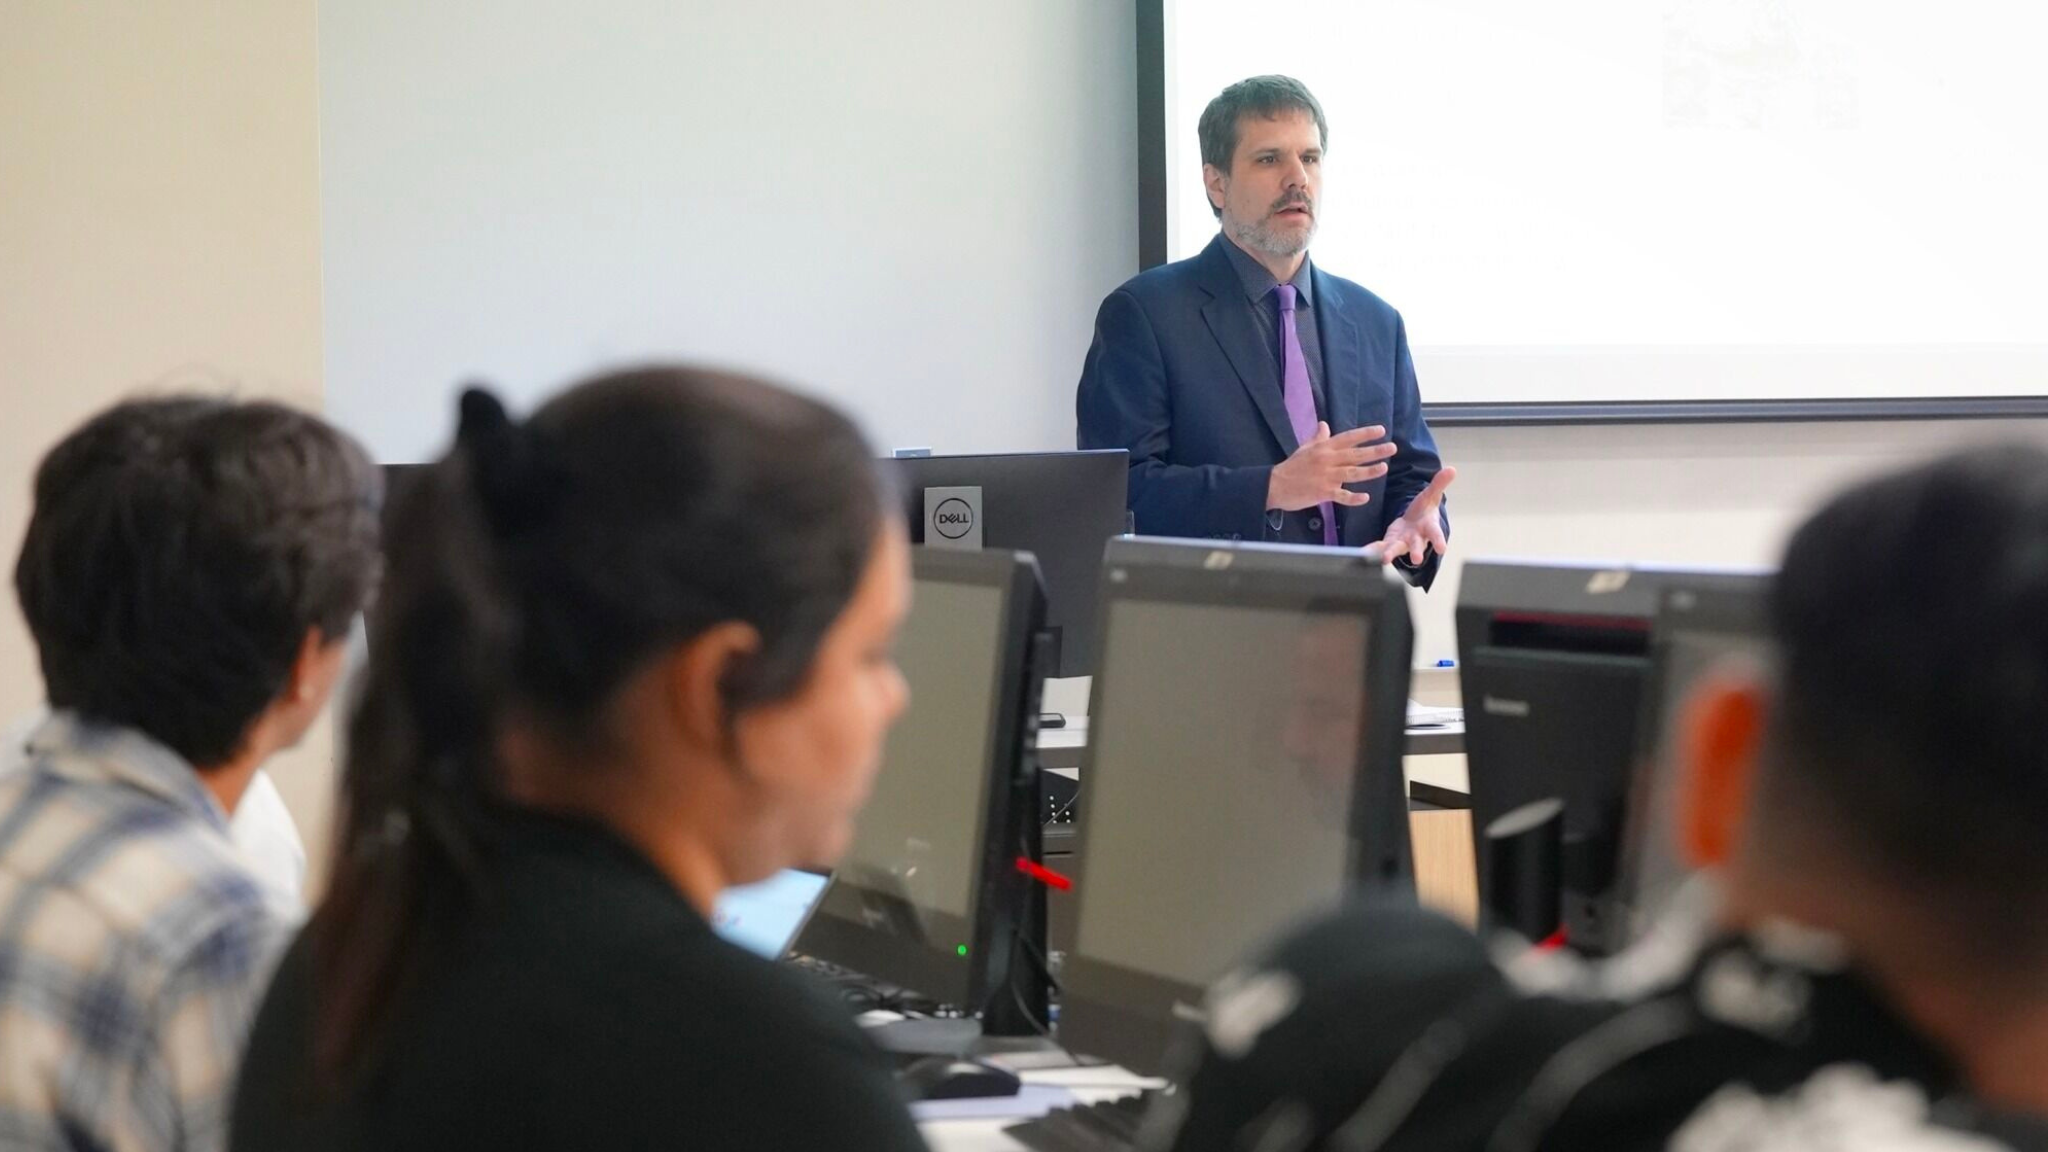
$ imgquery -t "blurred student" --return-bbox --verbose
[232,369,930,1151]
[1,397,380,1152]
[1158,446,2048,1151]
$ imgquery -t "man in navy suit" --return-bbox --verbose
[1078,76,1455,586]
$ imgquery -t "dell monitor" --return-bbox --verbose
[793,546,1050,1037]
[1615,575,1773,943]
[884,450,1126,679]
[1056,537,1416,1074]
[1456,560,1769,955]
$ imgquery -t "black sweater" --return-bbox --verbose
[231,811,928,1151]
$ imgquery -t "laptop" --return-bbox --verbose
[711,868,832,960]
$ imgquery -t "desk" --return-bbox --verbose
[1408,808,1479,926]
[1035,719,1465,773]
[919,1066,1158,1152]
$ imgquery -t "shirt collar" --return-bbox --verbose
[25,710,231,833]
[1219,231,1315,309]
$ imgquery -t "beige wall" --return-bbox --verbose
[1407,417,2048,665]
[0,0,335,880]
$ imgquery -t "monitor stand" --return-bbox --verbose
[868,762,1058,1060]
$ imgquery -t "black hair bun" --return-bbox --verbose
[455,384,551,536]
[457,386,513,442]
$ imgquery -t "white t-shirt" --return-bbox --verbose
[1,709,308,915]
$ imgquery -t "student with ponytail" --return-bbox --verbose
[231,367,926,1150]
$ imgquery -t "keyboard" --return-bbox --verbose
[786,955,938,1015]
[1003,1089,1161,1152]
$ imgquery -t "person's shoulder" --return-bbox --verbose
[484,851,856,1049]
[1238,898,1499,1023]
[1176,899,1501,1077]
[3,774,279,978]
[1313,265,1403,327]
[537,928,925,1148]
[1667,1067,2048,1152]
[1106,246,1215,308]
[609,920,860,1045]
[1160,899,1621,1152]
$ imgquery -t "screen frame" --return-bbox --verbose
[1613,575,1774,941]
[1454,559,1770,953]
[1133,0,2048,427]
[793,546,1046,1014]
[1055,536,1414,1074]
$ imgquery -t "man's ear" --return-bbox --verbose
[286,626,349,709]
[660,623,762,753]
[1203,163,1228,214]
[1676,674,1766,870]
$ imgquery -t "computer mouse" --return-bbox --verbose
[896,1055,1023,1100]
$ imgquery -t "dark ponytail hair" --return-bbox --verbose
[311,366,887,1083]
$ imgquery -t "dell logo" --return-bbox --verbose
[1483,696,1532,718]
[932,498,975,540]
[923,485,983,550]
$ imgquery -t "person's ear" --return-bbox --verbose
[285,626,349,710]
[662,623,762,754]
[1676,674,1766,870]
[1203,163,1228,214]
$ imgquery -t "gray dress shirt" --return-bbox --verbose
[1217,234,1329,421]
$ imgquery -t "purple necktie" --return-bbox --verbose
[1275,283,1338,546]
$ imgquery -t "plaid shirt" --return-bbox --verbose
[0,714,290,1152]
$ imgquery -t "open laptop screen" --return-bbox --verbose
[712,869,832,960]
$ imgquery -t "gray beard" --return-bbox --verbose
[1228,209,1316,259]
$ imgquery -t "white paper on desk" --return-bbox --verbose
[909,1085,1079,1123]
[1406,699,1463,727]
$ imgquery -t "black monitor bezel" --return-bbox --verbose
[1454,559,1770,952]
[1614,576,1773,939]
[794,546,1046,1015]
[1055,537,1414,1075]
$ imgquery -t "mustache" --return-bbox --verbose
[1270,193,1314,215]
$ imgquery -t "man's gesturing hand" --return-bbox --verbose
[1375,466,1457,566]
[1266,423,1398,513]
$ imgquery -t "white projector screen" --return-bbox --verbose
[1159,0,2048,415]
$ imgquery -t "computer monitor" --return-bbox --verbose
[1056,537,1415,1074]
[1614,575,1773,943]
[884,450,1126,679]
[1456,560,1769,955]
[794,546,1049,1032]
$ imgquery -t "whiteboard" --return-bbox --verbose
[1163,0,2048,408]
[319,1,1134,462]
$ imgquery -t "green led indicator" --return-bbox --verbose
[957,944,969,957]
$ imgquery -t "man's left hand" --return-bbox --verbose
[1375,466,1457,567]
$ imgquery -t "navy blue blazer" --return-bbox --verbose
[1076,235,1449,587]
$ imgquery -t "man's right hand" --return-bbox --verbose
[1267,423,1397,512]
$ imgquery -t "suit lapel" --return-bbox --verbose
[1313,264,1363,432]
[1197,237,1298,456]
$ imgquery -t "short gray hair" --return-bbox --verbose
[1198,75,1328,215]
